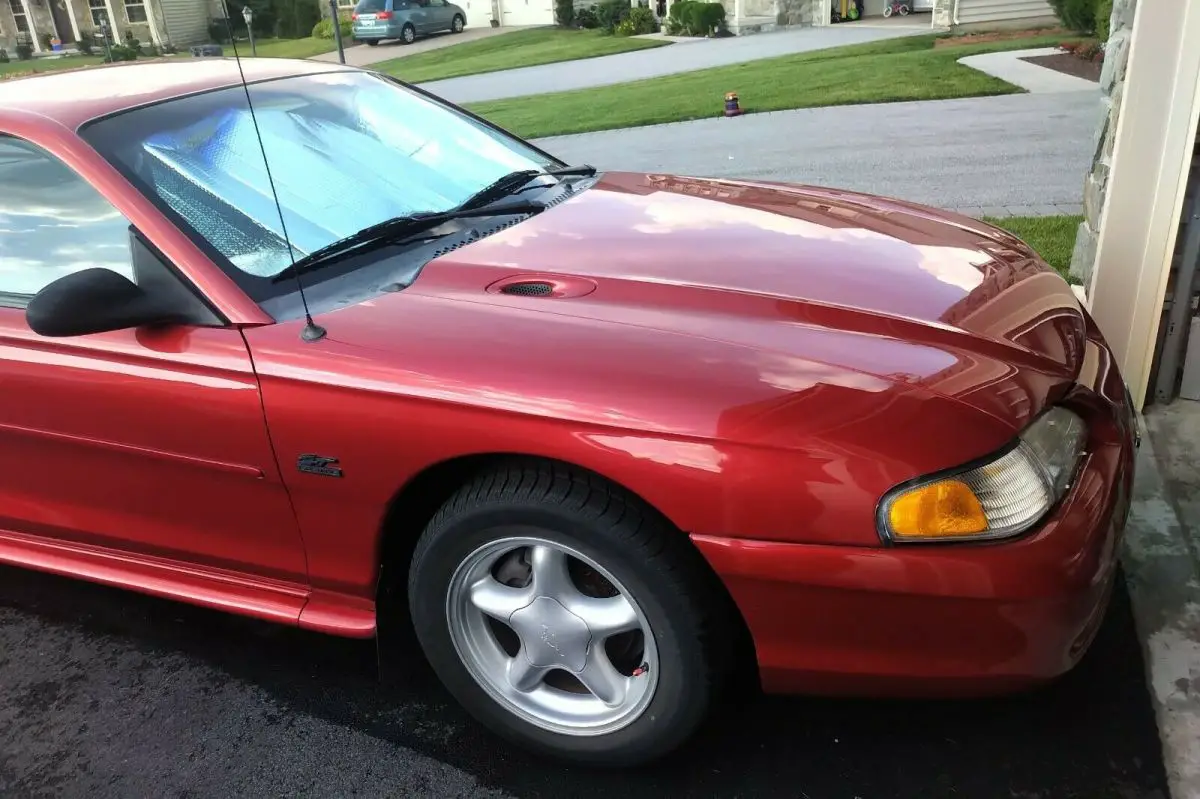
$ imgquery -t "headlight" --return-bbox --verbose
[878,407,1087,543]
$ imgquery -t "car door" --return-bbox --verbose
[0,134,308,586]
[425,0,452,29]
[409,0,434,31]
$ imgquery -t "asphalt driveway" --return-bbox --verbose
[420,25,928,104]
[312,26,530,68]
[0,563,1168,798]
[533,90,1100,214]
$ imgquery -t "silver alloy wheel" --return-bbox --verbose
[453,15,464,31]
[446,534,660,736]
[403,25,415,42]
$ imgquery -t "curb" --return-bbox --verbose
[1123,412,1200,798]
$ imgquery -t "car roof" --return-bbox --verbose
[0,57,358,131]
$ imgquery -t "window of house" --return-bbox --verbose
[337,0,356,8]
[0,137,135,306]
[124,0,147,23]
[8,0,30,34]
[89,0,109,27]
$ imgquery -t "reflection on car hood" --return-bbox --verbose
[330,173,1086,434]
[312,171,1089,441]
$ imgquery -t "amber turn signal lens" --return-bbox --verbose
[886,479,988,539]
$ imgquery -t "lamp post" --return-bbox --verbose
[98,16,112,61]
[329,0,346,64]
[242,5,256,56]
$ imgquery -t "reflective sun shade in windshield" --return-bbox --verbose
[80,71,556,285]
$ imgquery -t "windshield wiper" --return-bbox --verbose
[270,198,544,283]
[457,164,597,211]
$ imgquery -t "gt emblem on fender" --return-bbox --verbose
[296,454,343,478]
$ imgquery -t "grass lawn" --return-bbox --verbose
[467,33,1086,139]
[377,28,669,84]
[0,55,104,80]
[222,37,337,59]
[985,214,1083,279]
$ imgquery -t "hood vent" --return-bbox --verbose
[500,281,554,296]
[487,274,598,299]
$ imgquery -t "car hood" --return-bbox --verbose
[319,173,1085,437]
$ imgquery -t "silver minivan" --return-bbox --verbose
[351,0,467,46]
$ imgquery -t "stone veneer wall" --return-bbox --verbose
[931,0,953,27]
[1068,0,1138,284]
[775,0,818,26]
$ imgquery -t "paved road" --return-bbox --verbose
[0,564,1168,798]
[421,24,928,104]
[533,90,1100,215]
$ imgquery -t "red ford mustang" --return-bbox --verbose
[0,59,1136,766]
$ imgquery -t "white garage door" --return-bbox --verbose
[499,0,554,26]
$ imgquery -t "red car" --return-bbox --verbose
[0,59,1136,766]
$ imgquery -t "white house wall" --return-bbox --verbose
[955,0,1054,24]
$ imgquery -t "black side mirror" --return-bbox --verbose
[25,228,223,338]
[26,268,178,337]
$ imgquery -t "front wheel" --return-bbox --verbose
[400,22,416,43]
[882,3,892,15]
[452,13,465,32]
[408,464,727,766]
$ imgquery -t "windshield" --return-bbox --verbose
[80,71,558,295]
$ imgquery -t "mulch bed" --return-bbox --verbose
[1022,52,1101,82]
[933,26,1074,48]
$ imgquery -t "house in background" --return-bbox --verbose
[0,0,211,56]
[930,0,1058,30]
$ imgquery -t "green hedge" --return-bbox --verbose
[665,0,725,35]
[312,15,352,38]
[1095,0,1113,40]
[1049,0,1100,33]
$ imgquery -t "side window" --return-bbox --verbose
[0,136,135,307]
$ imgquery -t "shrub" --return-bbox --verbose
[1048,0,1095,33]
[575,6,599,27]
[15,42,34,60]
[1095,0,1112,40]
[0,48,8,63]
[76,32,96,54]
[667,0,723,35]
[276,0,323,37]
[312,15,352,38]
[692,1,725,33]
[595,0,631,32]
[209,19,232,42]
[40,31,55,49]
[104,43,140,62]
[555,0,574,26]
[615,5,656,34]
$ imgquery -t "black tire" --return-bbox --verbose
[408,462,727,767]
[400,22,416,43]
[365,39,379,46]
[452,14,465,32]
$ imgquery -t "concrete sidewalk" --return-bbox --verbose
[1133,406,1200,799]
[533,91,1097,214]
[959,46,1101,94]
[420,24,928,104]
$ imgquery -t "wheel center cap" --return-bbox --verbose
[509,596,591,672]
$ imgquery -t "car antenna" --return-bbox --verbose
[222,3,326,342]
